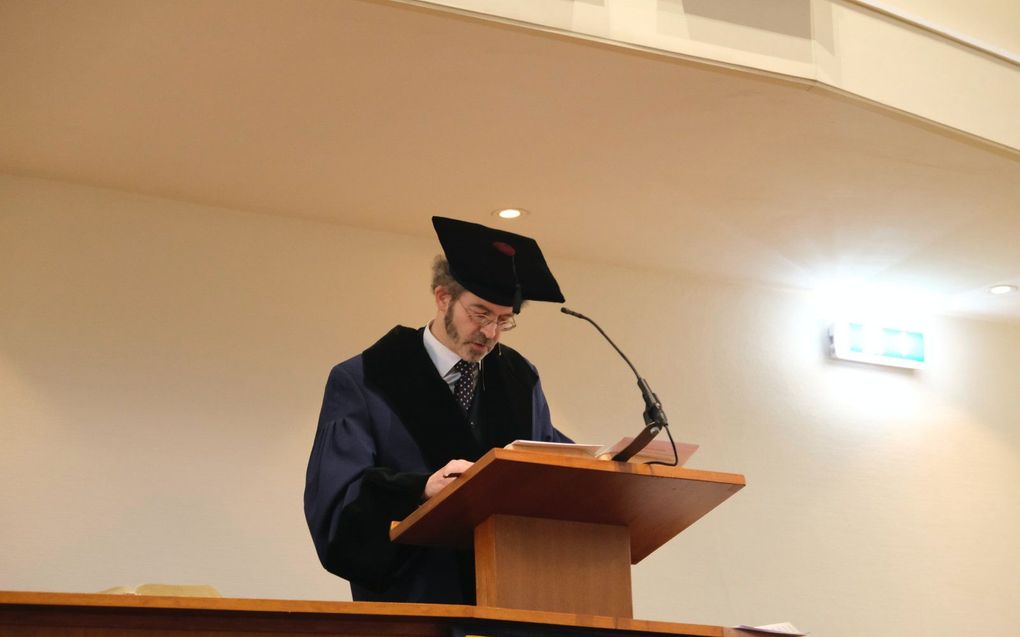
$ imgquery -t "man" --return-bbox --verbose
[304,216,570,604]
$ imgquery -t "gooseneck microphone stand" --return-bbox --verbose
[560,307,675,464]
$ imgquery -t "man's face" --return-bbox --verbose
[435,290,514,363]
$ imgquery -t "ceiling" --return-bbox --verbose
[2,0,1019,320]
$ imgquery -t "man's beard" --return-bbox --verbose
[444,302,492,362]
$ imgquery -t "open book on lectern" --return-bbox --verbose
[504,437,698,465]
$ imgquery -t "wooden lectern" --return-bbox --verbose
[391,448,745,617]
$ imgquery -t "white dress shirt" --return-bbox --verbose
[423,321,468,393]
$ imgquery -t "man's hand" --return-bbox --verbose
[423,459,473,500]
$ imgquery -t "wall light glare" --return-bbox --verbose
[988,284,1017,295]
[830,321,926,369]
[813,281,943,325]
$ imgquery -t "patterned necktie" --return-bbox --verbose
[452,359,479,415]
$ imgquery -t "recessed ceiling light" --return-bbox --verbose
[492,208,528,220]
[988,284,1018,295]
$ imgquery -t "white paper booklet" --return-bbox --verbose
[504,437,698,465]
[734,622,807,635]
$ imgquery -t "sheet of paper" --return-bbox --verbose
[503,440,603,455]
[734,622,807,635]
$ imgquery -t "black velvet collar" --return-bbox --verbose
[361,326,536,470]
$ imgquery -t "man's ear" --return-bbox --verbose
[434,286,451,312]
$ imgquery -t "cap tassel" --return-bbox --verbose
[492,241,523,314]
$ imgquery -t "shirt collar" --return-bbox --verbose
[423,320,463,379]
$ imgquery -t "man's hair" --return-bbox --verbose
[431,255,465,299]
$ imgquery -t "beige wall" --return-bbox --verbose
[3,173,1019,634]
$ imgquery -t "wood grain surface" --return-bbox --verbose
[0,591,726,636]
[392,448,745,563]
[475,514,633,617]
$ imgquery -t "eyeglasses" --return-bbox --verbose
[457,299,517,332]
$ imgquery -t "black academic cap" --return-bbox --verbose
[432,216,565,313]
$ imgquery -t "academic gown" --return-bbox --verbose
[304,326,569,604]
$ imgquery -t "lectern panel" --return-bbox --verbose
[474,515,633,617]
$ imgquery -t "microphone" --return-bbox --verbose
[560,307,671,463]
